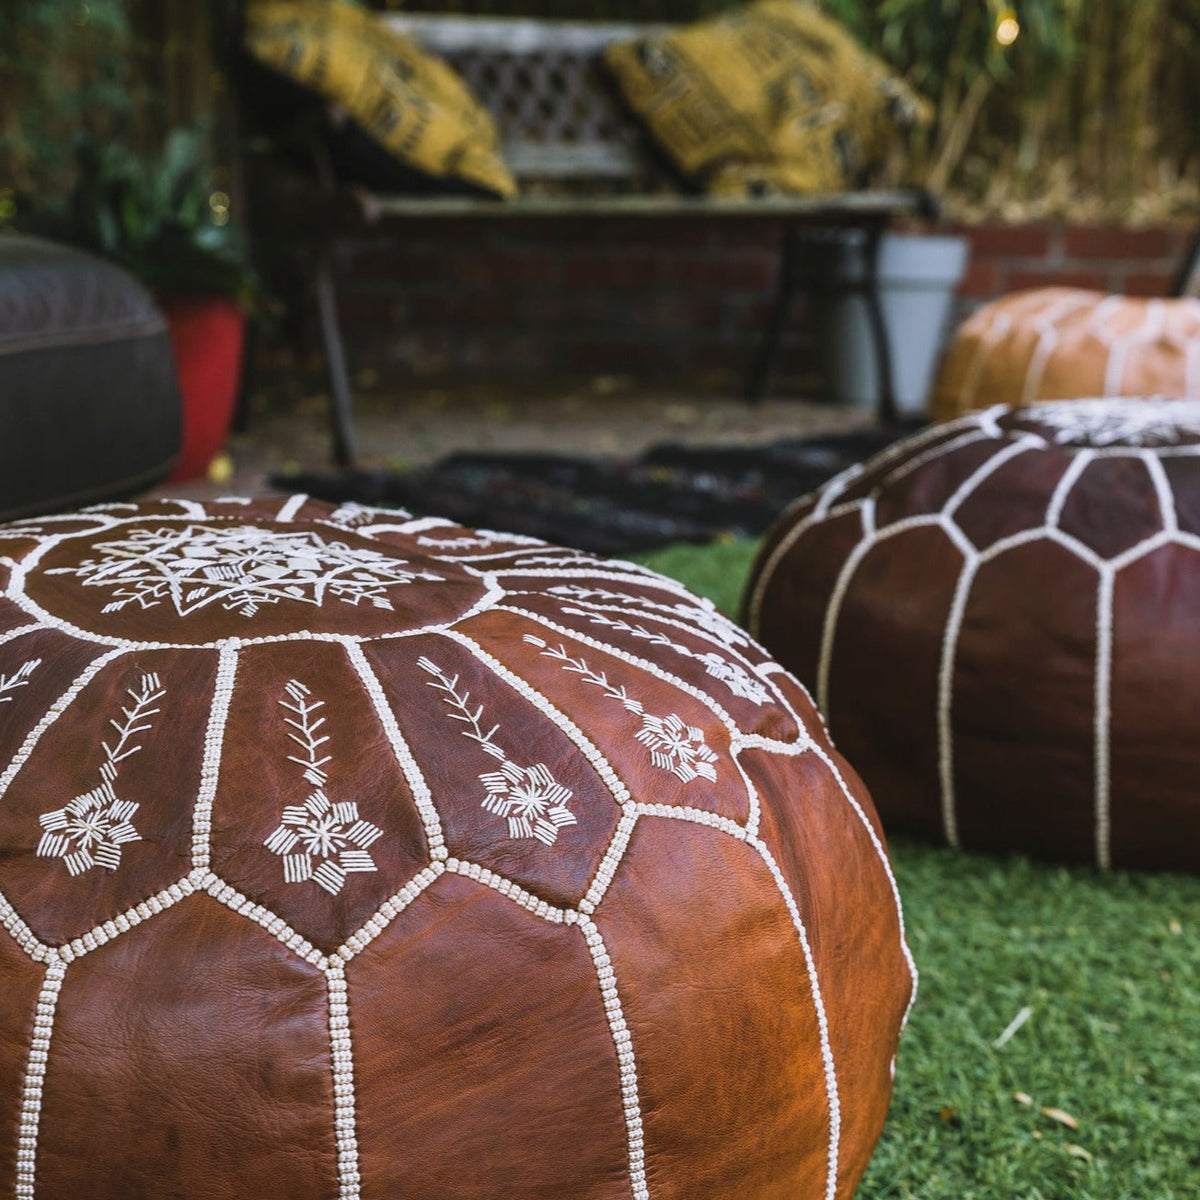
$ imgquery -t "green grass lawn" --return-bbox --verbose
[633,539,1200,1199]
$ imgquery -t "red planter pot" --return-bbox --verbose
[159,296,245,482]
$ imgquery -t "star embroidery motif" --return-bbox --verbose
[50,524,442,617]
[479,761,577,845]
[263,790,383,896]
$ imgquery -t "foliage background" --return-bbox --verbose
[383,0,1200,220]
[3,0,1199,221]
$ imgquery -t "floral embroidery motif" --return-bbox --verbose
[325,501,413,527]
[634,713,719,783]
[560,606,770,705]
[1023,398,1200,447]
[525,635,719,784]
[417,529,543,551]
[37,672,162,876]
[263,680,383,895]
[50,524,442,617]
[547,585,749,647]
[0,659,40,704]
[419,657,577,845]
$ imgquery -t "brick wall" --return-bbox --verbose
[323,218,1194,396]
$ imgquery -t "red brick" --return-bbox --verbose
[959,223,1054,260]
[1062,224,1176,260]
[407,290,522,325]
[561,253,665,290]
[564,337,679,373]
[454,251,562,289]
[629,293,725,329]
[954,262,1001,300]
[666,254,775,291]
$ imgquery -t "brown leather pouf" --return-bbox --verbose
[931,288,1200,421]
[0,496,913,1200]
[746,398,1200,873]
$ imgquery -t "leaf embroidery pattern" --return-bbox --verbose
[546,585,749,647]
[263,680,383,895]
[37,672,163,876]
[559,607,770,705]
[419,657,576,846]
[0,659,41,705]
[524,636,719,784]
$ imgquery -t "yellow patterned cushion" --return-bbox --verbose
[604,0,928,197]
[244,0,516,199]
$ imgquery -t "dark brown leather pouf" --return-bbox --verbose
[0,496,913,1199]
[746,398,1200,873]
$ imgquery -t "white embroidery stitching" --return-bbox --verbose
[263,681,383,894]
[49,524,443,617]
[547,585,749,647]
[419,658,577,845]
[0,658,40,704]
[525,636,719,784]
[560,607,771,705]
[36,672,164,876]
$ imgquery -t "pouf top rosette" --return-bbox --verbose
[745,397,1200,874]
[0,496,913,1200]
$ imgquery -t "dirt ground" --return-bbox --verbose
[150,378,877,503]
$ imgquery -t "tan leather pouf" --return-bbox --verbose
[0,496,913,1200]
[931,288,1200,421]
[745,398,1200,873]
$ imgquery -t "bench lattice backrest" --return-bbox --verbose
[385,14,671,185]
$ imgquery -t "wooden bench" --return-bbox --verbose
[232,11,936,467]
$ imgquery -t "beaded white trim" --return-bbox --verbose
[580,806,639,915]
[200,870,325,968]
[342,641,447,861]
[577,914,648,1200]
[443,857,573,924]
[0,625,39,650]
[14,958,67,1199]
[325,962,362,1200]
[191,645,238,869]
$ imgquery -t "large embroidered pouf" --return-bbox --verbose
[0,496,913,1199]
[745,398,1200,873]
[931,288,1200,421]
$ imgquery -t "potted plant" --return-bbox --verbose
[52,126,260,480]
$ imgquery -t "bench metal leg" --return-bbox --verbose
[314,249,360,468]
[745,223,801,405]
[860,223,899,425]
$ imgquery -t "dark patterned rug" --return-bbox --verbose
[274,422,922,554]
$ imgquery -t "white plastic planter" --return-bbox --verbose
[818,231,969,415]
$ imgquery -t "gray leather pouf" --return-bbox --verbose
[0,235,181,519]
